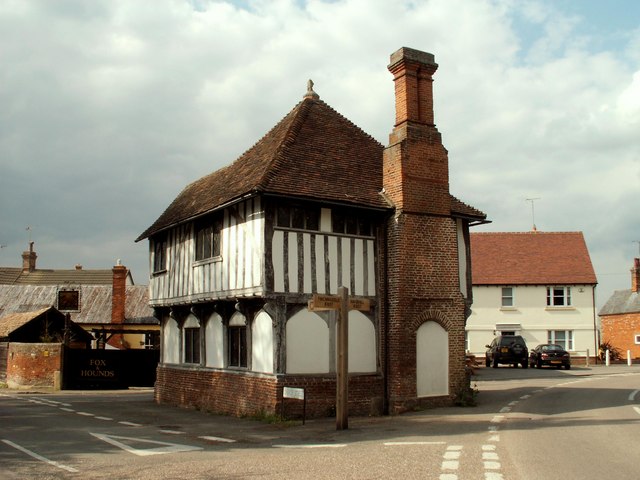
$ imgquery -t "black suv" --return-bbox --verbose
[485,335,529,368]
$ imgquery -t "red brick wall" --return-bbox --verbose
[155,365,384,418]
[7,343,63,388]
[602,312,640,360]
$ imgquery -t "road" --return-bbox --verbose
[1,365,639,479]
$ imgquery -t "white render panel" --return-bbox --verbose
[328,236,339,293]
[303,233,312,293]
[367,239,375,296]
[348,311,376,373]
[252,310,274,374]
[272,230,285,292]
[354,239,364,296]
[416,321,449,397]
[341,237,351,290]
[288,231,298,293]
[163,317,180,364]
[315,235,326,294]
[286,310,330,373]
[205,312,224,368]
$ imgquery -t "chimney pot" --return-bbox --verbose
[75,264,82,270]
[22,242,37,273]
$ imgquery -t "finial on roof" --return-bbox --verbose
[304,79,319,100]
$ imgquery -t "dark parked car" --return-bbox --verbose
[485,335,529,368]
[529,344,571,369]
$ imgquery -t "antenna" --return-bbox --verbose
[26,226,32,244]
[634,240,640,257]
[525,198,541,231]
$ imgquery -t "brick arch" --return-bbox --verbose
[411,308,452,333]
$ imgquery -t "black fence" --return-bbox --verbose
[63,347,159,390]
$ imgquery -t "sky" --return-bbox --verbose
[1,0,639,310]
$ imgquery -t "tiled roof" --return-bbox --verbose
[470,231,597,285]
[137,95,487,241]
[599,290,640,316]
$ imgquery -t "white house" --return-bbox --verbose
[467,231,598,361]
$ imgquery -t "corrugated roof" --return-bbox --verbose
[470,231,597,285]
[0,285,155,325]
[0,307,51,337]
[599,290,640,316]
[137,95,487,241]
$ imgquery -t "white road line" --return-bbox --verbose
[628,389,639,401]
[2,439,79,473]
[60,408,75,412]
[491,416,504,423]
[483,452,499,460]
[76,412,94,417]
[384,441,445,446]
[95,416,113,421]
[485,473,505,480]
[91,433,202,456]
[272,444,347,449]
[633,406,640,416]
[482,445,496,451]
[118,421,142,427]
[484,461,501,470]
[499,407,511,413]
[199,436,236,443]
[520,394,531,399]
[160,430,185,435]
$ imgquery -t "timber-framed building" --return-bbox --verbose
[137,47,487,417]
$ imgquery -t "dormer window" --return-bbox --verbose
[153,234,167,273]
[58,289,80,311]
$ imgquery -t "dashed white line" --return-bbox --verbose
[628,389,639,401]
[633,406,640,416]
[118,421,142,427]
[76,412,94,417]
[199,436,236,443]
[384,441,445,446]
[160,430,185,435]
[272,444,347,449]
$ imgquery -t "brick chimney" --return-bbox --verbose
[111,260,127,324]
[21,241,37,272]
[632,258,640,293]
[382,48,465,414]
[383,47,450,215]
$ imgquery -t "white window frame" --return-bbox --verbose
[501,287,514,307]
[546,286,571,307]
[547,330,574,351]
[634,334,640,345]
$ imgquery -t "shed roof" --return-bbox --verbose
[470,231,597,285]
[138,93,486,241]
[0,268,133,286]
[0,307,51,337]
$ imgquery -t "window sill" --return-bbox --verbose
[152,269,167,276]
[499,307,518,311]
[193,256,222,267]
[545,306,576,311]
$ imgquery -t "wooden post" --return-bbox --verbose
[336,286,349,430]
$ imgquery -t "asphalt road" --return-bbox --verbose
[1,364,639,479]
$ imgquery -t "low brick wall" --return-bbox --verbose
[155,365,385,418]
[7,343,63,389]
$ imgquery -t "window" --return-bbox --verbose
[153,234,167,273]
[547,330,574,350]
[184,327,200,364]
[228,326,247,367]
[58,289,79,311]
[501,287,514,307]
[635,335,640,345]
[144,332,160,350]
[546,287,571,307]
[195,214,222,261]
[276,205,319,231]
[332,208,373,236]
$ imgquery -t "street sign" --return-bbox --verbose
[308,294,371,312]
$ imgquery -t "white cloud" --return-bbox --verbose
[0,0,638,308]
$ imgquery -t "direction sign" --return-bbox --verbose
[308,294,371,312]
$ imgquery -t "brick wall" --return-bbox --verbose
[6,343,63,388]
[602,312,640,360]
[155,365,384,418]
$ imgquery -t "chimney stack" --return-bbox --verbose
[632,258,640,293]
[383,46,450,215]
[21,241,37,273]
[111,262,128,325]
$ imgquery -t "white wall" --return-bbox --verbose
[286,310,330,373]
[252,310,274,374]
[348,311,376,373]
[162,316,180,364]
[467,285,598,356]
[205,312,224,368]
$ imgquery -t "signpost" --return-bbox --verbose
[308,288,371,430]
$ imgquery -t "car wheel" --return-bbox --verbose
[492,357,499,368]
[522,360,528,369]
[486,357,490,367]
[537,359,542,369]
[565,364,571,370]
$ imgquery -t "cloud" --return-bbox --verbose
[0,0,638,309]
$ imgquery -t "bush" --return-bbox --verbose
[599,341,622,361]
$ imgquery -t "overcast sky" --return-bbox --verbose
[1,0,638,310]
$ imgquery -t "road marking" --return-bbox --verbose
[384,441,445,446]
[199,436,236,443]
[484,461,501,470]
[76,412,94,417]
[272,443,347,449]
[159,430,185,435]
[90,433,202,456]
[628,389,639,401]
[95,416,113,421]
[482,445,496,451]
[485,473,504,480]
[2,439,79,473]
[633,406,640,416]
[491,416,504,423]
[440,445,463,478]
[118,421,142,427]
[499,407,511,413]
[520,394,531,399]
[483,452,499,460]
[60,408,75,412]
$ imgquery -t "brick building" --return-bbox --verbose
[600,258,640,360]
[138,47,487,417]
